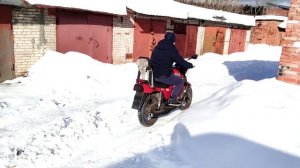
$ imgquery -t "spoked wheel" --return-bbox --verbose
[179,85,193,110]
[138,94,159,127]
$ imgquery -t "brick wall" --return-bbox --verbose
[251,20,285,46]
[278,0,300,85]
[12,7,56,77]
[112,16,134,64]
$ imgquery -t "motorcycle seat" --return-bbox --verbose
[153,81,170,88]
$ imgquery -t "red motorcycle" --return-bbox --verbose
[132,55,197,127]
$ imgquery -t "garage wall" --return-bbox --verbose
[250,20,284,46]
[112,16,134,64]
[13,7,56,76]
[278,0,300,85]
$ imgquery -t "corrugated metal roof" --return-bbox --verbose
[0,0,26,6]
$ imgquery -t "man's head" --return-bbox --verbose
[164,32,176,43]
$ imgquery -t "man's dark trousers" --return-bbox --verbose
[155,74,184,99]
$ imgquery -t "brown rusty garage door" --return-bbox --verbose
[0,5,14,82]
[203,27,226,55]
[174,23,198,58]
[229,29,246,54]
[174,23,186,57]
[57,10,113,63]
[133,19,166,60]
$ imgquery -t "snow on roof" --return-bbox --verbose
[126,0,255,26]
[26,0,255,26]
[255,15,288,29]
[25,0,127,15]
[278,19,299,29]
[126,0,189,19]
[255,15,287,21]
[186,3,256,26]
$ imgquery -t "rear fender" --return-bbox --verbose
[141,83,153,93]
[132,92,149,110]
[133,83,154,93]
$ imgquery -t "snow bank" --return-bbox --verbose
[0,51,138,167]
[175,78,300,168]
[24,51,136,104]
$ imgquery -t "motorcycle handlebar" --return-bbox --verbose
[188,54,198,60]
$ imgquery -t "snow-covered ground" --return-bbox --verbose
[1,44,300,168]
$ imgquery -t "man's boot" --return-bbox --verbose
[169,97,181,105]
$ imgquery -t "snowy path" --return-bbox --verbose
[56,81,230,168]
[0,70,231,168]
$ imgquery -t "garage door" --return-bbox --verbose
[133,19,166,60]
[57,10,113,63]
[229,29,246,54]
[203,27,226,55]
[0,5,14,82]
[174,23,198,58]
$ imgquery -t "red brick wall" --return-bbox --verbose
[278,0,300,85]
[251,21,285,46]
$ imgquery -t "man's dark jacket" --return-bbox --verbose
[150,39,193,78]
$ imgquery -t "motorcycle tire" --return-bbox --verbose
[138,94,159,127]
[179,85,192,110]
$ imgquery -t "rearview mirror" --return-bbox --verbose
[191,54,198,59]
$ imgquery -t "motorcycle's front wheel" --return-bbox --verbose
[179,85,192,110]
[138,94,158,127]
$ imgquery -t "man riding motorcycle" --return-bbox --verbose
[150,32,194,105]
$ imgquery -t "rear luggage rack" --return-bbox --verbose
[136,57,154,87]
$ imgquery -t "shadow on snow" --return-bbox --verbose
[108,123,300,168]
[223,60,279,81]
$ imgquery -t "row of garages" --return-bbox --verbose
[0,0,286,82]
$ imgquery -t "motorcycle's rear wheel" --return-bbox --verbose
[179,85,192,110]
[138,94,158,127]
